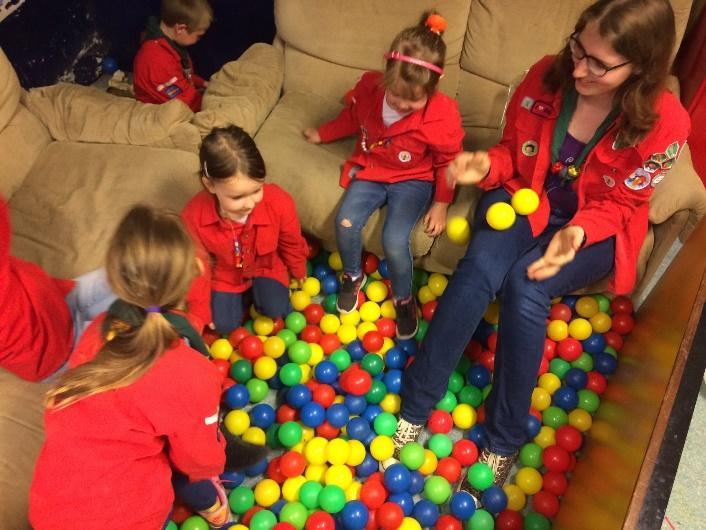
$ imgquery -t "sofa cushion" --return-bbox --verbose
[22,84,201,152]
[9,142,201,278]
[254,91,435,259]
[0,105,52,199]
[0,48,20,132]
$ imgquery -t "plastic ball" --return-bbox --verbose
[452,439,479,466]
[318,485,346,514]
[436,515,463,530]
[481,485,508,514]
[325,438,350,466]
[347,439,367,467]
[428,434,453,458]
[417,285,436,305]
[225,384,250,409]
[305,510,335,530]
[300,401,325,428]
[449,491,476,520]
[365,280,388,303]
[359,301,382,323]
[398,517,422,530]
[279,502,308,529]
[299,480,323,509]
[229,486,256,514]
[519,443,543,468]
[452,403,476,430]
[341,500,369,529]
[286,312,307,334]
[359,479,387,510]
[511,188,539,215]
[423,475,452,504]
[384,463,412,494]
[278,422,303,448]
[247,378,269,402]
[210,338,234,360]
[373,412,398,436]
[467,462,494,491]
[546,320,569,341]
[250,403,276,429]
[577,389,601,412]
[411,499,440,527]
[515,467,543,495]
[486,202,516,230]
[399,442,425,470]
[532,490,560,519]
[503,484,526,512]
[446,216,471,244]
[324,464,353,489]
[254,479,281,507]
[303,277,321,297]
[370,435,395,461]
[280,451,307,478]
[376,502,404,529]
[427,273,449,297]
[291,291,312,311]
[101,56,119,74]
[575,296,599,318]
[568,318,592,340]
[542,470,569,497]
[468,509,495,530]
[254,356,278,380]
[224,409,250,435]
[523,512,551,530]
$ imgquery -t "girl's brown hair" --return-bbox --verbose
[162,0,213,32]
[200,125,266,181]
[543,0,676,146]
[46,206,198,409]
[383,11,448,98]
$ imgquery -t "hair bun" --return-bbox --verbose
[426,14,448,35]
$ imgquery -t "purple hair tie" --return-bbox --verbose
[145,305,162,313]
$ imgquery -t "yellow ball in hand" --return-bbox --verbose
[511,188,540,215]
[486,202,516,230]
[446,216,471,244]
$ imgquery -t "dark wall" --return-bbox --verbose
[0,0,275,88]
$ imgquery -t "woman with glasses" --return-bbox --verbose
[388,0,690,502]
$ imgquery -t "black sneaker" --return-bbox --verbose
[458,448,518,506]
[223,429,269,471]
[394,296,418,340]
[337,272,366,314]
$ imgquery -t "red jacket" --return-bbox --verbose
[318,71,464,203]
[29,314,225,530]
[480,56,690,294]
[133,37,206,112]
[183,184,309,329]
[0,197,74,381]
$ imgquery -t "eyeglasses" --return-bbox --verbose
[568,34,631,77]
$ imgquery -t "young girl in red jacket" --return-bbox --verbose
[29,206,253,529]
[303,12,464,339]
[392,0,690,502]
[183,125,309,335]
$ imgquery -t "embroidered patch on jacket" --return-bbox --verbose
[644,141,680,172]
[398,150,412,163]
[530,100,556,118]
[521,96,535,110]
[521,140,538,157]
[651,173,666,187]
[603,175,615,188]
[624,168,651,191]
[157,76,182,99]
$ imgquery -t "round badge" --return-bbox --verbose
[398,150,412,163]
[624,169,651,191]
[521,140,538,157]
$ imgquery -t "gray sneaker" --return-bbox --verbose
[380,417,424,471]
[458,447,518,504]
[336,272,366,314]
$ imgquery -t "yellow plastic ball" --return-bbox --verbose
[427,273,449,297]
[231,526,248,530]
[320,314,341,334]
[370,435,395,461]
[356,321,378,341]
[209,338,233,360]
[446,216,471,245]
[242,426,266,446]
[301,426,315,443]
[336,324,357,344]
[546,319,569,341]
[483,301,500,325]
[305,463,328,482]
[575,296,599,318]
[347,440,367,467]
[299,363,312,383]
[417,449,438,475]
[452,403,477,430]
[254,478,281,507]
[380,300,396,319]
[333,395,346,405]
[302,277,321,297]
[515,467,543,495]
[380,393,401,414]
[263,336,286,358]
[538,373,562,395]
[282,476,307,502]
[228,350,243,363]
[365,281,389,303]
[326,439,350,466]
[324,464,353,489]
[417,285,437,305]
[399,518,422,530]
[590,312,612,333]
[307,343,325,366]
[249,306,263,320]
[304,437,329,465]
[254,356,277,380]
[531,387,551,411]
[504,483,527,511]
[290,290,312,311]
[511,188,540,215]
[340,310,361,327]
[223,410,250,436]
[291,441,305,454]
[359,301,382,322]
[379,337,395,355]
[345,481,362,502]
[328,251,343,271]
[533,426,556,448]
[568,317,593,340]
[486,202,516,230]
[253,316,275,336]
[569,408,593,432]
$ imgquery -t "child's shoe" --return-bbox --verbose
[198,478,233,529]
[337,272,366,313]
[379,417,424,471]
[223,430,269,470]
[457,447,518,506]
[394,296,418,340]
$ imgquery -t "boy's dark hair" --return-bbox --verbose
[200,125,266,181]
[161,0,213,31]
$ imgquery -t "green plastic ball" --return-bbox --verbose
[373,412,398,436]
[266,424,283,449]
[542,406,569,428]
[323,293,339,313]
[288,340,312,364]
[279,501,308,529]
[165,522,178,530]
[365,380,387,404]
[412,268,429,288]
[468,508,495,530]
[423,475,452,504]
[229,486,255,514]
[318,485,346,513]
[549,358,571,379]
[278,421,303,447]
[524,512,551,530]
[179,516,209,530]
[279,363,303,386]
[519,443,543,468]
[230,359,253,384]
[428,433,453,458]
[249,509,277,530]
[458,385,483,408]
[482,384,492,400]
[285,312,306,334]
[299,481,323,509]
[399,442,425,470]
[361,353,384,376]
[467,462,494,491]
[578,389,601,412]
[277,328,298,348]
[593,293,611,314]
[246,378,269,402]
[456,356,471,374]
[604,346,618,358]
[244,320,255,334]
[448,371,465,394]
[415,319,429,341]
[435,391,458,413]
[329,349,352,371]
[571,352,594,372]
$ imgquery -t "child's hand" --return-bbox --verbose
[447,151,491,187]
[527,226,585,281]
[423,202,449,237]
[303,127,322,144]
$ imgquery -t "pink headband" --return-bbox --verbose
[384,51,444,75]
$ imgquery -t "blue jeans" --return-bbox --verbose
[212,277,290,334]
[336,178,433,299]
[401,188,615,454]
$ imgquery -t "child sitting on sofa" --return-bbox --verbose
[133,0,212,112]
[183,125,309,335]
[303,11,464,340]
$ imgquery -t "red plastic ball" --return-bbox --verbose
[543,338,557,359]
[532,490,560,518]
[301,324,323,344]
[375,318,397,338]
[610,296,633,315]
[360,480,388,510]
[464,340,483,361]
[555,425,583,453]
[549,303,573,322]
[479,350,495,372]
[305,511,336,530]
[362,252,380,275]
[242,506,263,526]
[362,331,385,353]
[316,421,340,440]
[272,317,285,334]
[542,445,571,473]
[486,332,498,352]
[239,335,264,360]
[340,366,372,396]
[422,300,438,321]
[202,328,221,347]
[221,377,236,392]
[319,333,342,354]
[364,508,378,530]
[376,502,404,529]
[436,457,462,483]
[542,472,569,497]
[603,330,624,351]
[276,404,298,424]
[279,451,307,478]
[537,356,549,376]
[267,456,287,484]
[274,523,297,530]
[436,514,463,530]
[428,410,453,434]
[356,290,367,309]
[211,359,231,379]
[304,303,325,325]
[495,509,524,530]
[306,237,321,259]
[476,405,486,424]
[529,407,542,421]
[557,338,582,362]
[611,312,635,335]
[313,384,336,408]
[452,439,479,466]
[170,502,193,524]
[228,326,251,347]
[586,371,608,395]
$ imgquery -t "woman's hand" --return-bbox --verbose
[423,202,449,237]
[303,127,322,144]
[447,151,491,187]
[527,226,585,281]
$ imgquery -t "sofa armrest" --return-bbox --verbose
[192,43,284,137]
[21,84,201,153]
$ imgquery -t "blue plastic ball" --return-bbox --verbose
[384,347,407,370]
[481,485,507,514]
[300,401,326,428]
[388,492,414,516]
[412,499,439,527]
[564,368,589,390]
[326,403,350,428]
[467,365,491,388]
[361,431,376,447]
[356,452,379,477]
[101,56,118,74]
[315,360,339,384]
[340,500,368,529]
[224,384,250,409]
[553,387,579,411]
[382,369,402,394]
[467,423,487,446]
[344,394,368,415]
[314,264,334,281]
[397,339,417,356]
[244,457,268,476]
[219,470,245,489]
[249,403,275,429]
[525,414,542,439]
[582,332,607,354]
[321,275,339,295]
[377,259,389,279]
[562,295,579,311]
[449,491,476,520]
[361,405,383,424]
[347,340,366,361]
[408,471,425,495]
[287,384,313,409]
[270,499,286,516]
[383,463,412,494]
[346,417,372,441]
[594,352,618,375]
